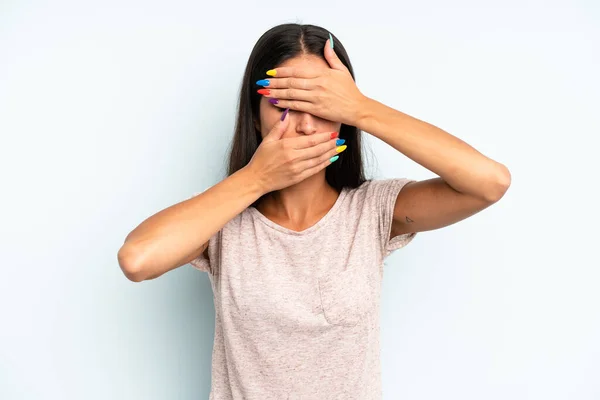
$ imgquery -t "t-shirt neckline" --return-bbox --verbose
[248,187,348,236]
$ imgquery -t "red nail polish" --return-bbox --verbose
[257,89,270,95]
[330,132,339,139]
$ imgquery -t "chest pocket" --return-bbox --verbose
[317,265,378,327]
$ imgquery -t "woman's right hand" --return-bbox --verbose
[246,110,346,194]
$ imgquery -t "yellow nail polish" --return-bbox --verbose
[336,145,347,153]
[266,69,277,77]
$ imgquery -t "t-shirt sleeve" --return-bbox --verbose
[190,244,211,274]
[369,178,418,259]
[187,190,212,274]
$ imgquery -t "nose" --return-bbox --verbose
[294,111,318,136]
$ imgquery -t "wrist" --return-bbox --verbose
[239,165,268,197]
[354,95,376,131]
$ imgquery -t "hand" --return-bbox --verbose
[256,39,367,126]
[245,112,345,193]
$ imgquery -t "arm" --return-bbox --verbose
[356,97,511,237]
[117,167,264,282]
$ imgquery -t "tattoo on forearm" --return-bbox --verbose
[405,216,414,223]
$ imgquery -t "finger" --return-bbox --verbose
[297,156,337,182]
[297,158,333,181]
[262,107,290,142]
[295,140,345,169]
[295,138,345,162]
[260,88,313,102]
[270,99,313,113]
[257,76,318,90]
[265,67,320,79]
[285,131,339,150]
[324,36,348,72]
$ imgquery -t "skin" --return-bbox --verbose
[118,40,511,282]
[253,55,343,232]
[257,38,511,240]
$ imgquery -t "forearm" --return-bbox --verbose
[356,96,510,201]
[118,166,264,279]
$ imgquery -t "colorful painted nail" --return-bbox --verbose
[330,155,339,163]
[268,98,279,104]
[329,33,334,49]
[256,79,270,86]
[281,108,289,121]
[335,139,345,146]
[266,69,277,77]
[335,145,347,153]
[330,132,339,139]
[257,89,270,95]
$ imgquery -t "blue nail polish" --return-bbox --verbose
[329,33,334,49]
[336,139,345,146]
[256,79,270,86]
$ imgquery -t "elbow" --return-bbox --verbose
[117,244,147,282]
[484,163,512,203]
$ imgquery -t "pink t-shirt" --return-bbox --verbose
[190,178,417,399]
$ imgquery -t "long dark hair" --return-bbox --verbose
[227,23,369,208]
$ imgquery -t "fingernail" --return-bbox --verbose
[256,79,270,86]
[335,139,345,146]
[329,33,334,49]
[280,108,289,121]
[335,145,347,153]
[330,132,339,139]
[269,98,279,104]
[257,89,270,95]
[266,69,277,77]
[330,155,339,163]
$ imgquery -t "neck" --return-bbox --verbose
[258,173,339,226]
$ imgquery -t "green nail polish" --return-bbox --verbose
[329,33,334,49]
[330,155,339,163]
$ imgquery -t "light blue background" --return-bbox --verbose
[1,0,598,399]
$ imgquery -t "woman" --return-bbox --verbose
[118,23,510,400]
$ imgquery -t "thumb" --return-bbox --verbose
[263,108,290,142]
[324,33,347,71]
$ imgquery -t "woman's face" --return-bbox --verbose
[256,54,342,139]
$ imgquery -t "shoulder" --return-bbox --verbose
[345,178,414,202]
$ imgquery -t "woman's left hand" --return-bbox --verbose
[256,39,368,126]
